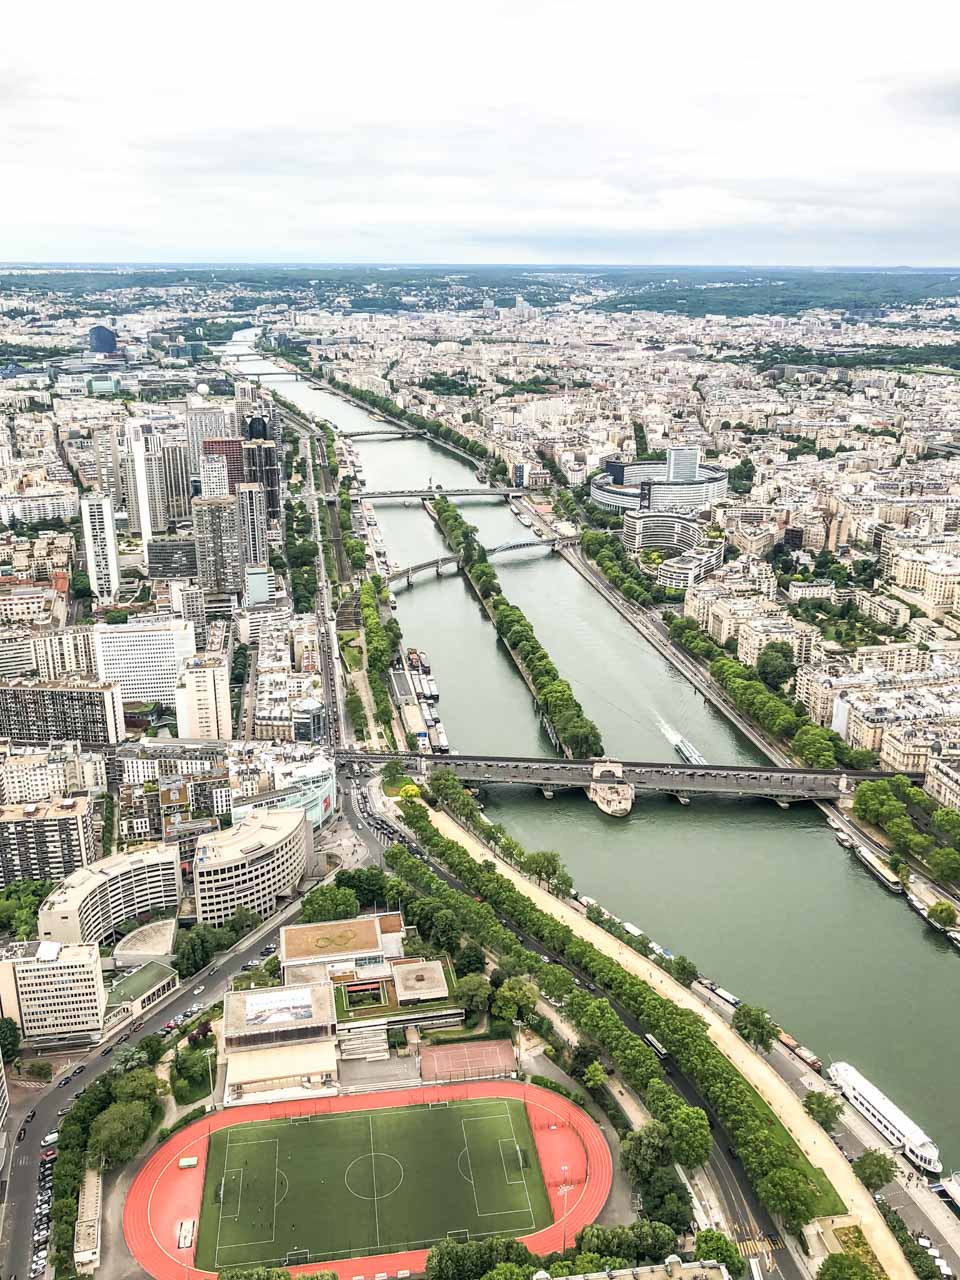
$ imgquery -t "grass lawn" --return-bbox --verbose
[739,1077,844,1217]
[193,1097,551,1269]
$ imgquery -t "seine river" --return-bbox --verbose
[233,337,960,1168]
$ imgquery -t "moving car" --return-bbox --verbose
[193,985,204,995]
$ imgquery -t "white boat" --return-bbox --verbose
[828,1061,942,1174]
[675,736,708,766]
[835,832,854,850]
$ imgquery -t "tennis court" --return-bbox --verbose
[193,1095,551,1269]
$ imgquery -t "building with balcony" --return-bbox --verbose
[193,808,307,927]
[37,847,181,947]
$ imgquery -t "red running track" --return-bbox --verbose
[124,1081,612,1280]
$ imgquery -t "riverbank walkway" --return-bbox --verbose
[427,807,913,1280]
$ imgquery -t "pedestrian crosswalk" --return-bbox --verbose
[736,1232,783,1257]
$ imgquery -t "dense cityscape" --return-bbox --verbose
[0,262,956,1280]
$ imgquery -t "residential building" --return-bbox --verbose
[237,482,268,567]
[160,440,191,521]
[199,453,230,498]
[37,847,181,946]
[0,740,106,804]
[736,616,821,667]
[242,439,282,522]
[0,676,126,745]
[174,652,232,739]
[0,795,93,886]
[169,580,206,647]
[193,495,242,593]
[202,437,245,493]
[0,627,37,679]
[193,808,307,926]
[32,628,96,681]
[80,493,120,603]
[147,535,198,580]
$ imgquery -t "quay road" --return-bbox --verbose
[352,784,802,1280]
[0,910,299,1280]
[335,749,921,802]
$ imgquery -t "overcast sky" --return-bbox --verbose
[3,0,960,266]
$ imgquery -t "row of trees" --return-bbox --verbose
[853,776,960,910]
[431,498,604,757]
[358,578,402,736]
[581,529,682,608]
[666,615,878,770]
[173,907,261,977]
[389,783,835,1233]
[325,375,492,463]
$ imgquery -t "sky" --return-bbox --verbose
[3,0,960,266]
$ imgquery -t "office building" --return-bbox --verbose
[174,652,232,740]
[0,940,106,1045]
[243,564,275,608]
[93,617,196,703]
[193,808,307,926]
[186,396,234,474]
[146,535,198,580]
[237,482,269,567]
[80,493,121,603]
[0,796,94,886]
[161,440,192,521]
[0,675,126,744]
[37,847,181,947]
[590,446,728,515]
[88,325,117,354]
[193,495,242,593]
[242,439,282,522]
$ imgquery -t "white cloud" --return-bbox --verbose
[2,0,960,263]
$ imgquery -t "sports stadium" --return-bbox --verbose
[124,1081,612,1280]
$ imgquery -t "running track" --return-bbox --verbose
[124,1081,612,1280]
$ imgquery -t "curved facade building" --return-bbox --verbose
[37,847,181,946]
[590,447,727,515]
[621,510,725,591]
[193,808,307,926]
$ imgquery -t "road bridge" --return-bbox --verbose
[386,536,581,586]
[334,748,921,806]
[352,487,525,501]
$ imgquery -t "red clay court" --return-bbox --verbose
[420,1038,517,1081]
[124,1080,612,1280]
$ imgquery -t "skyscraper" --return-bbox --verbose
[186,396,237,474]
[193,496,242,593]
[125,425,167,542]
[161,440,192,521]
[242,439,282,523]
[80,493,120,603]
[174,653,232,740]
[91,424,125,508]
[237,482,269,567]
[202,436,245,493]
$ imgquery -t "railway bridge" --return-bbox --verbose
[386,536,580,586]
[335,749,921,815]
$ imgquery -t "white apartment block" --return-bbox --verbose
[193,808,307,927]
[736,616,821,668]
[33,627,97,681]
[0,627,36,679]
[0,740,106,805]
[80,493,121,604]
[93,617,196,703]
[174,652,232,740]
[0,584,53,626]
[37,847,181,946]
[924,753,960,810]
[0,940,106,1045]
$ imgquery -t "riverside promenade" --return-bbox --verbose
[427,806,913,1280]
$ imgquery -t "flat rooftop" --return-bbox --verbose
[392,957,450,1003]
[224,981,335,1040]
[282,917,381,962]
[106,961,175,1007]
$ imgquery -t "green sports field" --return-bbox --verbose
[193,1098,552,1268]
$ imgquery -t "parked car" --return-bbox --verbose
[40,1131,58,1146]
[132,1020,144,1031]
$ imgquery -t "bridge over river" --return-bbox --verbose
[335,749,920,813]
[386,536,580,585]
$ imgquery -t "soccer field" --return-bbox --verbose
[193,1097,553,1268]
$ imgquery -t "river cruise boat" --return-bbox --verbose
[835,831,854,849]
[828,1061,942,1174]
[674,736,708,766]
